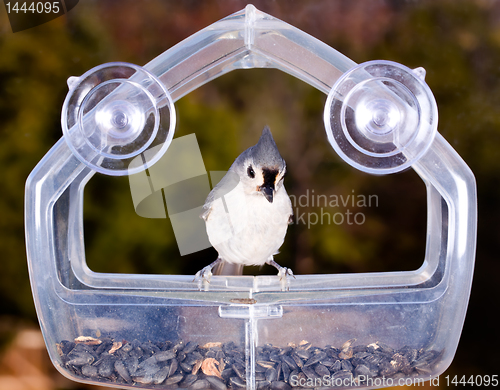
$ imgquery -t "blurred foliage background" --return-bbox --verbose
[0,0,498,388]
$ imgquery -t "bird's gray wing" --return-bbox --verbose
[200,170,240,221]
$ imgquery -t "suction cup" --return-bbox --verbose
[62,62,175,176]
[324,60,438,174]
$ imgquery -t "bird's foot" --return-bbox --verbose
[193,258,222,291]
[193,265,213,290]
[266,259,295,291]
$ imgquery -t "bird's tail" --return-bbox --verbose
[212,260,244,276]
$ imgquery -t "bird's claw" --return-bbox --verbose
[265,259,295,291]
[277,267,295,291]
[277,267,295,280]
[193,266,213,291]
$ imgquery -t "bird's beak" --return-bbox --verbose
[260,185,274,203]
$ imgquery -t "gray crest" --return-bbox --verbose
[249,126,285,169]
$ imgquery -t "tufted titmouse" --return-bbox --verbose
[195,127,294,289]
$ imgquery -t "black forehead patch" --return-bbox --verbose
[262,168,279,187]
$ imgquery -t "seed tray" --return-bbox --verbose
[57,336,441,390]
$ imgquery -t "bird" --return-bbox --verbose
[195,126,294,289]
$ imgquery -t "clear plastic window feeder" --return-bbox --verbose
[25,5,476,390]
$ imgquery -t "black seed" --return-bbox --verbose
[124,357,138,375]
[180,374,198,388]
[281,359,291,382]
[379,361,398,377]
[232,364,246,380]
[258,361,275,369]
[266,367,278,382]
[142,341,160,355]
[315,363,330,377]
[255,363,267,373]
[364,354,384,369]
[223,342,236,353]
[177,351,187,362]
[291,353,303,368]
[294,348,310,360]
[281,355,298,370]
[271,381,292,390]
[165,373,184,385]
[319,357,335,367]
[131,368,147,379]
[331,359,342,372]
[216,350,225,360]
[60,340,76,355]
[95,340,111,355]
[172,339,185,352]
[304,351,326,367]
[133,374,153,384]
[138,355,157,369]
[326,347,340,360]
[206,350,217,359]
[185,351,203,365]
[353,345,367,353]
[156,349,176,362]
[257,380,270,390]
[168,358,178,377]
[180,362,192,372]
[114,348,128,360]
[230,376,246,389]
[153,366,169,385]
[75,343,97,355]
[331,370,353,381]
[81,364,98,378]
[377,343,394,354]
[114,360,131,383]
[354,364,371,378]
[221,368,234,381]
[341,359,353,372]
[207,375,227,390]
[302,366,318,380]
[189,379,210,390]
[182,341,198,354]
[354,351,371,360]
[66,351,94,366]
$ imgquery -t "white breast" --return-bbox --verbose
[205,182,291,266]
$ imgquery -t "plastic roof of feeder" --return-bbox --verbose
[25,5,476,390]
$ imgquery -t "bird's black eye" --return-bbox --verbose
[247,166,255,178]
